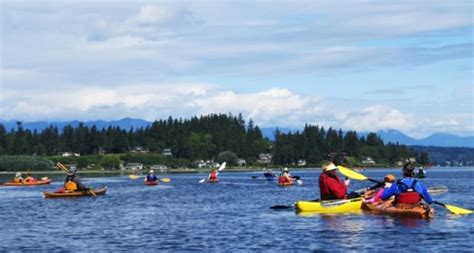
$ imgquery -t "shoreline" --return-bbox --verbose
[1,166,472,175]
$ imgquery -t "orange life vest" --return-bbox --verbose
[65,181,78,191]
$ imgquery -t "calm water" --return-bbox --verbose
[1,167,473,252]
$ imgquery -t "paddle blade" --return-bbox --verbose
[218,162,227,171]
[88,190,96,197]
[270,205,293,210]
[160,178,171,183]
[445,204,473,215]
[199,179,206,183]
[296,180,303,185]
[129,175,140,180]
[338,166,369,181]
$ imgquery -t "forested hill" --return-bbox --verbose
[0,114,425,166]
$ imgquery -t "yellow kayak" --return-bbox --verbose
[295,198,363,213]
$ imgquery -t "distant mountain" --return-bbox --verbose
[375,129,418,145]
[0,118,152,132]
[374,129,474,148]
[416,133,474,148]
[260,127,300,140]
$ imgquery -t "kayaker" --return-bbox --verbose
[278,168,294,185]
[263,169,275,180]
[145,170,158,183]
[64,167,88,192]
[24,172,37,183]
[319,162,351,200]
[13,172,24,183]
[381,162,433,205]
[208,169,218,182]
[364,174,395,204]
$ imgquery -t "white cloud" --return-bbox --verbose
[341,105,414,133]
[1,1,472,137]
[1,82,473,136]
[136,5,175,25]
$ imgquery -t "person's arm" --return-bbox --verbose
[416,184,433,204]
[74,178,88,191]
[381,184,398,200]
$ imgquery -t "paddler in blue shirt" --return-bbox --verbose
[381,162,433,205]
[145,170,158,183]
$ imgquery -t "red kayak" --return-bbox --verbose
[144,181,159,186]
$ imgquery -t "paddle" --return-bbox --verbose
[434,201,473,215]
[291,176,303,185]
[56,162,70,173]
[130,175,171,183]
[129,175,140,180]
[199,162,226,183]
[338,166,473,215]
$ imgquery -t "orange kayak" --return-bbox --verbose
[3,179,52,186]
[278,182,293,187]
[43,188,107,198]
[362,199,434,219]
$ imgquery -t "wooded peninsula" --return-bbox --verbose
[0,114,429,171]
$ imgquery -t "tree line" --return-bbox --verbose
[0,114,427,166]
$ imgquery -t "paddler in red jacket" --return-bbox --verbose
[319,162,350,200]
[208,169,218,182]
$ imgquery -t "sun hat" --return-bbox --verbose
[322,162,338,171]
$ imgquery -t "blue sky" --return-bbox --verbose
[1,1,473,138]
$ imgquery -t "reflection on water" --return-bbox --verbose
[0,167,473,251]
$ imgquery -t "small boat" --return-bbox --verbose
[43,188,107,198]
[428,186,448,195]
[295,198,363,213]
[144,181,158,186]
[362,199,434,219]
[3,178,52,186]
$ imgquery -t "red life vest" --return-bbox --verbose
[279,175,289,184]
[209,171,218,181]
[396,180,421,204]
[25,176,37,183]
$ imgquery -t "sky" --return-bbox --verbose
[0,0,473,138]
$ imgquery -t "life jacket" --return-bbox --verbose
[396,179,421,204]
[209,171,218,181]
[25,176,37,183]
[279,175,290,184]
[13,177,23,183]
[65,181,78,191]
[319,173,347,200]
[147,174,157,182]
